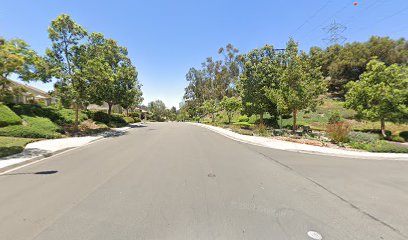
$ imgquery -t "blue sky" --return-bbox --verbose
[2,0,408,108]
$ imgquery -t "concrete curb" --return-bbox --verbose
[190,122,408,161]
[0,125,135,173]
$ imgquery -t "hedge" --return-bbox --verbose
[0,104,22,127]
[0,116,62,139]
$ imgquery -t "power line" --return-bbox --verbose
[291,0,332,36]
[301,2,352,46]
[350,4,408,35]
[343,0,386,26]
[307,2,350,36]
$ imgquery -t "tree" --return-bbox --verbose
[345,59,408,137]
[220,96,241,123]
[311,36,408,98]
[183,44,241,120]
[201,99,219,123]
[46,14,88,129]
[0,37,50,102]
[238,44,280,123]
[83,33,141,115]
[120,82,143,116]
[148,100,167,121]
[266,39,326,131]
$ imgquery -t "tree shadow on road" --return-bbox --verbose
[1,170,58,176]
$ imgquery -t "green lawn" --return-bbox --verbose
[0,136,36,158]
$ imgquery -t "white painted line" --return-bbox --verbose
[307,230,323,240]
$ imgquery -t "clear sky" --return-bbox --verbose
[2,0,408,108]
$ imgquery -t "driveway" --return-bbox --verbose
[0,122,407,240]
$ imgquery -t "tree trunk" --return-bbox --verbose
[126,108,129,116]
[108,103,113,116]
[211,113,215,123]
[259,112,264,124]
[293,109,297,132]
[381,118,386,138]
[228,114,231,124]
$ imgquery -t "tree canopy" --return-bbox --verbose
[345,59,408,136]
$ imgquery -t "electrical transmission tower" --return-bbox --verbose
[322,20,347,45]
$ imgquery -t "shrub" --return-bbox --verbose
[326,122,351,143]
[109,114,127,126]
[390,135,405,143]
[399,131,408,142]
[328,110,342,124]
[254,123,269,136]
[0,137,36,158]
[233,122,252,129]
[56,108,88,124]
[92,111,111,124]
[128,112,140,118]
[0,116,62,139]
[348,131,379,143]
[272,129,289,136]
[8,104,87,126]
[76,120,110,135]
[133,117,141,123]
[238,115,250,122]
[350,140,408,153]
[0,104,22,127]
[10,104,61,121]
[123,117,135,124]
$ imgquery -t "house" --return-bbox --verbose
[87,103,124,114]
[9,80,58,106]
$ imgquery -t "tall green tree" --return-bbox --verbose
[201,99,219,123]
[183,44,241,120]
[46,14,88,128]
[345,59,408,137]
[311,36,408,98]
[220,96,241,123]
[266,39,326,131]
[148,100,167,121]
[83,33,141,115]
[0,37,50,102]
[238,44,281,123]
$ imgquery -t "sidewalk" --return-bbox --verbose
[0,125,133,172]
[192,123,408,160]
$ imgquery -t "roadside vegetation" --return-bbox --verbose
[179,38,408,153]
[0,14,144,157]
[0,137,36,158]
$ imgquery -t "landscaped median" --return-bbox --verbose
[191,123,408,160]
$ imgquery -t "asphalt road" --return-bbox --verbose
[1,122,407,240]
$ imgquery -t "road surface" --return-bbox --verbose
[0,122,407,240]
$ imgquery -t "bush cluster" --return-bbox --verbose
[328,110,342,124]
[9,104,88,125]
[348,131,379,143]
[0,116,62,139]
[88,111,128,127]
[400,131,408,142]
[350,140,408,153]
[238,115,249,122]
[326,122,351,143]
[232,122,252,129]
[389,135,405,143]
[0,104,22,127]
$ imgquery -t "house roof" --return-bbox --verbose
[9,80,51,97]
